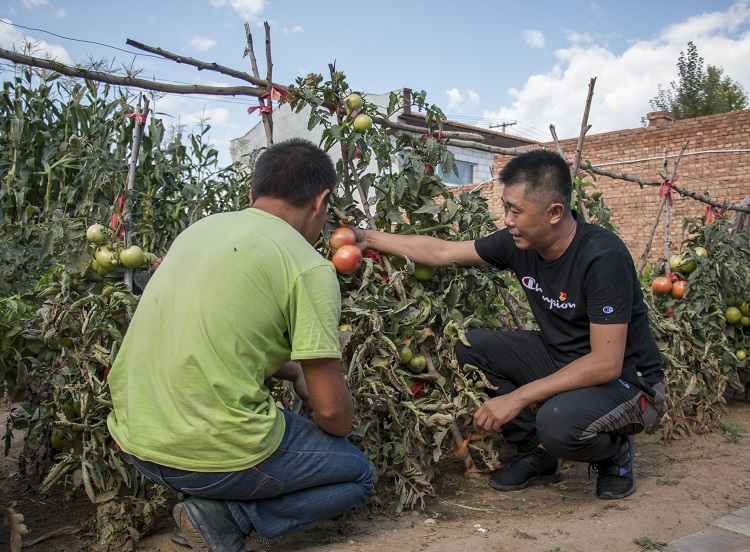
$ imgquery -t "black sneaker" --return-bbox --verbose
[173,497,246,552]
[593,435,636,500]
[489,447,560,491]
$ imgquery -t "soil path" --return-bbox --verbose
[3,399,750,552]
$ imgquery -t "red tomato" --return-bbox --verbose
[332,245,362,274]
[671,280,688,299]
[651,277,673,295]
[330,227,357,250]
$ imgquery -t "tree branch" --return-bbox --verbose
[571,78,596,177]
[0,47,266,98]
[125,39,267,87]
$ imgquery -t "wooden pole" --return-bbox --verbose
[662,148,672,271]
[244,23,274,147]
[123,96,150,292]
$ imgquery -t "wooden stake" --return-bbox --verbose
[244,23,274,146]
[123,96,149,292]
[662,147,672,269]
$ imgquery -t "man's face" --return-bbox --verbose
[501,183,553,250]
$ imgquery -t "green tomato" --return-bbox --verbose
[399,346,414,365]
[119,245,144,269]
[353,113,373,132]
[95,245,117,269]
[50,430,68,451]
[408,354,427,374]
[345,93,363,112]
[86,223,107,245]
[391,256,406,271]
[413,265,436,281]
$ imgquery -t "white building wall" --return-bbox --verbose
[445,145,494,186]
[230,91,397,174]
[229,90,494,186]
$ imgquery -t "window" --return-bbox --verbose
[438,161,474,185]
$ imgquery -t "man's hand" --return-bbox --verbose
[339,220,368,251]
[291,372,313,416]
[273,361,313,416]
[473,393,527,433]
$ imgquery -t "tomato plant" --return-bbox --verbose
[647,216,750,435]
[0,74,249,542]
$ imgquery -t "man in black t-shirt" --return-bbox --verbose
[352,149,664,500]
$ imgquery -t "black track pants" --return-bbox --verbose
[455,328,658,463]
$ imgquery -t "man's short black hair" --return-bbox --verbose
[251,138,337,207]
[499,149,572,210]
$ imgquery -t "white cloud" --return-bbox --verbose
[485,2,750,142]
[566,31,594,44]
[0,18,71,64]
[210,0,266,22]
[21,0,49,8]
[55,8,65,18]
[522,29,545,49]
[186,106,232,126]
[446,88,462,110]
[445,88,480,111]
[282,25,303,36]
[186,35,217,52]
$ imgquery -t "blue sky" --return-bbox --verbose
[2,1,750,166]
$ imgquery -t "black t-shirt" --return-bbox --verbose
[474,219,663,388]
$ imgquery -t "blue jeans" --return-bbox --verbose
[129,410,374,539]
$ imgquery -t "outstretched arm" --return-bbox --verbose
[351,225,488,268]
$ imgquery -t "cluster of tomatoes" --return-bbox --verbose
[651,247,707,299]
[725,301,750,328]
[327,227,438,283]
[398,344,427,374]
[85,223,158,277]
[329,227,363,274]
[343,93,373,133]
[727,302,750,361]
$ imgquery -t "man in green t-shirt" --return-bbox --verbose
[107,138,373,551]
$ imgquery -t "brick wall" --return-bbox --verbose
[452,109,750,262]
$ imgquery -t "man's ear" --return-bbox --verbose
[312,189,331,215]
[547,202,565,224]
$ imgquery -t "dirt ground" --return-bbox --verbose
[2,398,750,552]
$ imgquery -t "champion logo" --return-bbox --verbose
[603,306,614,314]
[521,275,577,310]
[521,276,542,292]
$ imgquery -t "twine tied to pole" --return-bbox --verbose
[125,112,148,125]
[247,105,273,115]
[247,85,291,115]
[659,176,679,206]
[704,204,722,224]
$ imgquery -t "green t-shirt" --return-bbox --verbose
[107,209,342,471]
